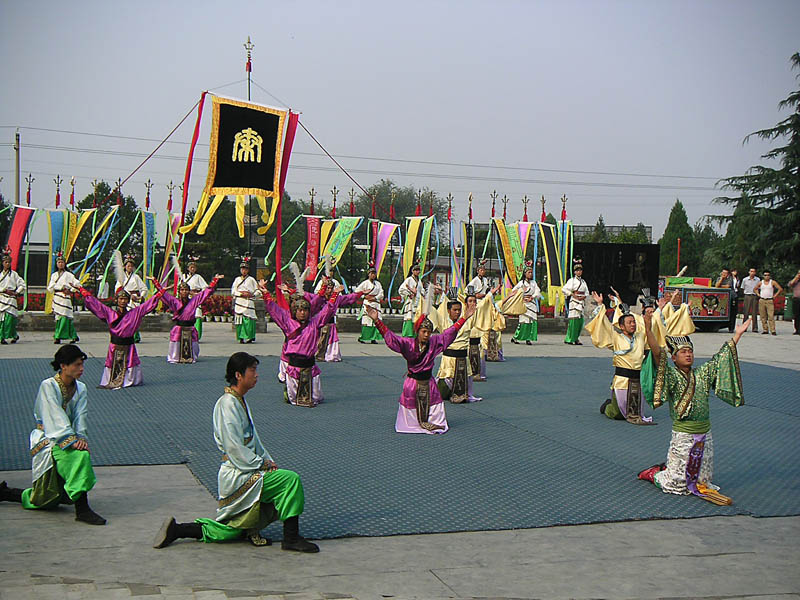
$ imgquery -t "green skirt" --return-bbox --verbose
[564,317,584,343]
[512,321,538,342]
[1,312,18,340]
[358,325,383,342]
[401,320,416,338]
[54,316,77,341]
[236,317,256,341]
[195,469,304,543]
[195,317,203,341]
[21,446,96,509]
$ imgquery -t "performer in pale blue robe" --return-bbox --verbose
[153,353,319,552]
[0,345,105,525]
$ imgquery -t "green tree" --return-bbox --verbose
[658,199,696,275]
[0,192,11,246]
[693,220,724,278]
[612,223,650,244]
[714,52,800,281]
[585,215,611,243]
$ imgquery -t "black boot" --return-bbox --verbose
[153,517,203,548]
[281,516,319,553]
[74,492,106,525]
[0,481,24,503]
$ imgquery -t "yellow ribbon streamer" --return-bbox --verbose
[403,217,425,278]
[178,191,210,235]
[197,195,226,235]
[235,195,246,238]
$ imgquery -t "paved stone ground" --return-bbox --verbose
[1,320,798,599]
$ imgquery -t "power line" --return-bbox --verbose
[2,126,723,181]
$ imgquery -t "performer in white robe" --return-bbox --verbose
[0,345,105,525]
[354,266,384,343]
[467,260,491,299]
[153,352,319,552]
[0,247,25,344]
[511,262,542,345]
[562,262,590,344]
[47,253,80,344]
[232,258,261,343]
[182,257,208,340]
[398,264,421,337]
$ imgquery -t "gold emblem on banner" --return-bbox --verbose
[232,127,263,163]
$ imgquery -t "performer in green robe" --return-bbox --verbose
[153,352,319,552]
[0,345,105,525]
[637,313,751,505]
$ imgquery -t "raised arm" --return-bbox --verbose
[643,308,662,365]
[79,288,117,323]
[585,292,614,350]
[186,275,222,313]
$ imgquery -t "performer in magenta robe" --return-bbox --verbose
[260,282,340,407]
[153,275,223,364]
[365,303,473,434]
[79,286,165,389]
[275,278,362,384]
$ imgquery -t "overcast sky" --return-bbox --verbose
[2,0,798,240]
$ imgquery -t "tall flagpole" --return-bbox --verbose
[244,36,254,259]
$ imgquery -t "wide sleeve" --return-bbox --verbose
[380,327,407,356]
[472,294,496,331]
[131,292,162,318]
[264,298,295,334]
[427,300,448,333]
[70,383,89,440]
[697,340,744,408]
[585,304,614,350]
[13,272,26,294]
[433,321,462,351]
[335,292,361,308]
[83,293,116,323]
[310,298,337,328]
[214,399,265,472]
[231,278,242,297]
[186,282,217,314]
[36,380,78,449]
[664,302,696,336]
[375,283,384,302]
[562,279,574,297]
[398,279,411,299]
[46,273,58,293]
[159,291,182,314]
[499,291,525,316]
[532,282,542,300]
[135,275,148,295]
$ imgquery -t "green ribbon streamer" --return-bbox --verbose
[98,211,141,295]
[269,241,306,281]
[264,212,304,263]
[22,209,43,311]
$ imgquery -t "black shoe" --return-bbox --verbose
[511,338,519,344]
[75,508,106,525]
[526,340,532,345]
[239,339,245,344]
[793,331,800,335]
[761,332,769,335]
[54,339,61,344]
[281,537,320,553]
[0,481,23,503]
[600,399,611,415]
[73,336,79,342]
[574,341,583,345]
[371,340,378,344]
[153,517,178,548]
[10,336,18,344]
[358,340,366,344]
[0,339,6,345]
[771,332,777,336]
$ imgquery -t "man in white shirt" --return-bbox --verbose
[0,248,26,344]
[754,270,783,336]
[740,268,761,332]
[467,260,490,299]
[117,255,148,343]
[398,264,421,337]
[354,266,384,343]
[562,263,589,345]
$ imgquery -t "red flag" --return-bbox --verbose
[181,92,208,226]
[276,111,300,308]
[447,205,451,221]
[540,209,546,222]
[491,205,495,218]
[349,199,355,216]
[26,188,30,207]
[55,191,60,209]
[371,200,376,219]
[6,207,35,271]
[523,209,528,222]
[304,216,321,281]
[415,202,421,217]
[69,189,74,209]
[428,201,433,217]
[390,202,396,221]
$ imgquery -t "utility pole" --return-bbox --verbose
[14,130,20,206]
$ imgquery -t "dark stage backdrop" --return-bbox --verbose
[573,243,660,306]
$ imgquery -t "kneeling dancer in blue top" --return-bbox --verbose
[153,352,318,552]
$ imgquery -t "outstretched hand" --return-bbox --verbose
[591,291,603,304]
[365,306,379,322]
[656,295,669,310]
[733,317,752,344]
[490,284,502,295]
[462,301,476,320]
[670,289,681,305]
[213,273,225,280]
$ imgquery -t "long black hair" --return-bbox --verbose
[225,352,259,385]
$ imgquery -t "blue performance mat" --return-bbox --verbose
[1,353,797,540]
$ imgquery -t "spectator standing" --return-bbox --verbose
[755,271,783,336]
[740,268,761,332]
[729,269,741,332]
[788,270,800,335]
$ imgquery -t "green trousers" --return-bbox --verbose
[1,312,18,340]
[358,325,383,342]
[512,321,538,342]
[564,317,584,343]
[195,317,203,341]
[236,317,256,341]
[54,316,77,341]
[21,446,97,509]
[195,469,305,543]
[401,320,416,338]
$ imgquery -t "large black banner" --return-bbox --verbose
[539,223,563,288]
[574,242,660,306]
[204,96,286,198]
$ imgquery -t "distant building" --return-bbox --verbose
[572,224,653,242]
